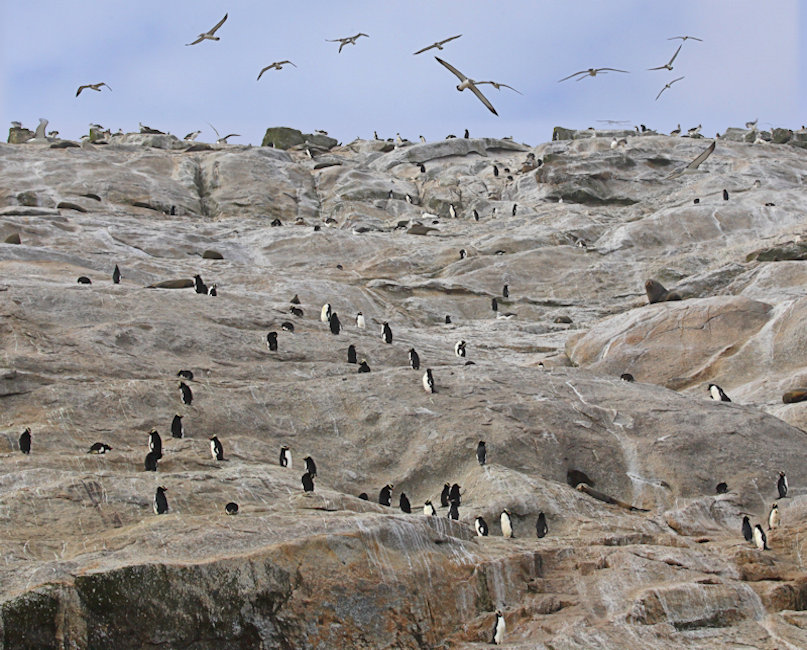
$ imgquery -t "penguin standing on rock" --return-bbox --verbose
[777,471,788,499]
[422,369,435,393]
[491,610,505,645]
[112,264,121,284]
[379,484,393,506]
[329,312,341,335]
[536,512,548,538]
[491,297,498,312]
[440,483,451,507]
[154,486,169,514]
[177,369,194,380]
[19,427,31,454]
[448,498,460,520]
[356,312,366,329]
[179,382,193,405]
[382,322,393,344]
[708,383,731,402]
[500,509,514,538]
[148,428,163,459]
[304,456,317,478]
[347,344,357,364]
[475,516,489,536]
[424,500,436,516]
[301,472,315,492]
[741,515,753,542]
[502,284,509,298]
[194,274,208,294]
[454,340,466,357]
[171,414,184,439]
[279,445,292,468]
[145,451,159,471]
[209,435,225,461]
[399,493,411,513]
[408,348,420,370]
[358,359,371,373]
[753,524,768,550]
[476,440,487,466]
[320,304,332,323]
[266,331,278,351]
[449,483,461,506]
[768,503,780,530]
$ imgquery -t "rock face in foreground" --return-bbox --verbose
[1,130,807,648]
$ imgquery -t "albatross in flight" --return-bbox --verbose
[186,13,228,46]
[666,140,715,179]
[558,67,629,82]
[326,33,369,53]
[435,57,498,115]
[668,35,702,42]
[655,76,684,100]
[413,34,462,55]
[76,82,111,97]
[257,61,296,80]
[476,80,523,95]
[648,44,682,71]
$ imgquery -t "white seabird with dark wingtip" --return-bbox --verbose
[208,123,239,145]
[257,61,297,80]
[435,57,498,116]
[558,67,629,82]
[413,34,462,55]
[655,76,684,100]
[76,82,111,97]
[648,44,683,71]
[326,33,369,53]
[666,140,715,179]
[186,13,228,46]
[475,80,523,95]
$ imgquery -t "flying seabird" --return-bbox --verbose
[33,118,49,140]
[668,35,702,42]
[257,61,297,80]
[413,34,462,55]
[76,82,111,97]
[476,80,523,95]
[186,13,228,46]
[655,76,684,100]
[558,68,629,82]
[208,122,239,144]
[666,140,715,179]
[648,44,682,71]
[435,57,498,115]
[326,33,369,53]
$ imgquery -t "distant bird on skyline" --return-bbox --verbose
[412,34,462,55]
[558,67,629,82]
[76,82,111,97]
[327,33,369,53]
[655,76,684,100]
[435,57,498,115]
[186,13,228,46]
[257,61,297,80]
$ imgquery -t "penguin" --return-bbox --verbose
[768,503,780,530]
[304,456,317,477]
[408,348,420,370]
[153,486,169,514]
[358,492,369,500]
[464,129,470,139]
[320,303,332,323]
[289,306,303,317]
[474,516,489,536]
[225,502,239,515]
[476,440,487,466]
[708,383,731,402]
[290,294,300,304]
[449,483,461,506]
[208,284,217,296]
[281,322,294,332]
[777,471,788,499]
[379,484,393,506]
[88,442,112,454]
[302,472,315,492]
[448,498,459,520]
[148,428,163,459]
[715,482,728,494]
[455,340,466,357]
[177,369,194,380]
[741,515,753,542]
[500,509,514,538]
[422,369,435,393]
[512,204,517,216]
[209,435,225,461]
[419,163,426,173]
[399,493,411,513]
[356,312,366,329]
[171,414,183,439]
[112,264,121,284]
[266,331,278,351]
[449,203,457,219]
[358,360,371,373]
[459,249,467,260]
[440,483,451,508]
[445,315,452,324]
[753,524,768,550]
[279,445,292,468]
[620,373,635,382]
[329,312,341,335]
[347,344,357,364]
[493,165,499,177]
[491,297,498,312]
[693,198,700,204]
[194,274,208,294]
[19,427,31,454]
[723,189,729,201]
[77,276,92,284]
[502,284,509,298]
[382,322,393,344]
[536,512,548,538]
[473,209,479,221]
[179,382,193,405]
[145,450,159,472]
[491,610,505,645]
[424,500,436,516]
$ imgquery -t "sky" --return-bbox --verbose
[1,1,804,146]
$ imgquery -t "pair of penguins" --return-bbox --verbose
[152,486,237,516]
[144,423,225,472]
[740,472,788,550]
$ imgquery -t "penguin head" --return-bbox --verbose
[479,440,486,446]
[771,503,778,511]
[158,486,167,492]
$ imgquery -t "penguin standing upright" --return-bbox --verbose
[379,484,393,506]
[476,440,487,466]
[209,435,225,461]
[194,274,208,294]
[408,348,420,370]
[423,500,436,516]
[279,445,292,468]
[179,382,193,405]
[329,312,341,335]
[474,516,489,536]
[399,493,411,513]
[148,428,163,459]
[741,515,753,542]
[491,610,505,645]
[145,451,159,471]
[347,344,357,364]
[777,471,788,499]
[177,369,194,380]
[440,483,451,507]
[708,383,731,402]
[19,427,31,454]
[753,524,768,550]
[768,503,780,530]
[356,312,366,329]
[422,369,435,393]
[536,512,548,538]
[448,499,459,520]
[449,483,461,506]
[502,284,509,298]
[491,297,498,312]
[171,414,183,439]
[301,472,315,492]
[304,456,317,477]
[266,332,278,351]
[382,322,393,344]
[320,303,332,323]
[153,486,168,514]
[112,264,121,284]
[454,340,466,357]
[500,509,514,538]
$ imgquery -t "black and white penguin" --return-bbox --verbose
[440,483,451,507]
[329,312,341,335]
[408,348,420,370]
[19,427,31,454]
[473,209,479,221]
[171,414,183,439]
[266,331,278,351]
[225,502,239,515]
[723,189,729,201]
[693,198,700,204]
[753,524,768,550]
[502,284,509,298]
[281,322,294,332]
[112,264,121,284]
[88,442,112,454]
[715,482,728,494]
[459,249,467,260]
[476,440,487,466]
[77,276,92,284]
[301,472,315,492]
[449,483,461,506]
[399,493,411,513]
[179,382,193,405]
[290,306,303,317]
[512,204,517,216]
[491,610,505,645]
[209,435,225,461]
[449,203,457,219]
[536,512,548,538]
[500,509,514,538]
[454,340,466,357]
[620,373,635,382]
[379,484,393,506]
[153,486,168,514]
[464,129,470,139]
[304,456,317,477]
[382,322,393,344]
[741,515,753,542]
[708,383,731,402]
[422,369,435,394]
[445,315,452,324]
[448,498,459,520]
[347,344,357,364]
[777,471,788,499]
[768,503,780,530]
[493,165,499,177]
[320,303,332,323]
[356,312,366,329]
[194,274,208,294]
[144,450,159,472]
[491,297,498,312]
[177,369,194,380]
[474,516,489,536]
[358,360,371,373]
[208,284,217,296]
[148,428,163,459]
[279,445,292,468]
[424,500,436,516]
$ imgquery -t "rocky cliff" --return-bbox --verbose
[1,126,806,648]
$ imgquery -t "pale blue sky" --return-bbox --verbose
[2,1,803,145]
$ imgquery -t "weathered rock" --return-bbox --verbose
[201,249,224,259]
[3,232,21,244]
[7,126,33,144]
[783,389,807,404]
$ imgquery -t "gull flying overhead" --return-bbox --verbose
[476,80,523,95]
[413,34,462,55]
[435,57,498,116]
[666,141,715,179]
[257,61,296,80]
[186,13,228,46]
[76,82,111,97]
[558,68,629,82]
[326,33,369,53]
[648,44,682,71]
[669,35,702,42]
[655,76,684,100]
[208,122,239,144]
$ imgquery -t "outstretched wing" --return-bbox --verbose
[686,140,715,170]
[208,13,228,35]
[468,82,498,116]
[558,70,587,82]
[435,56,468,83]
